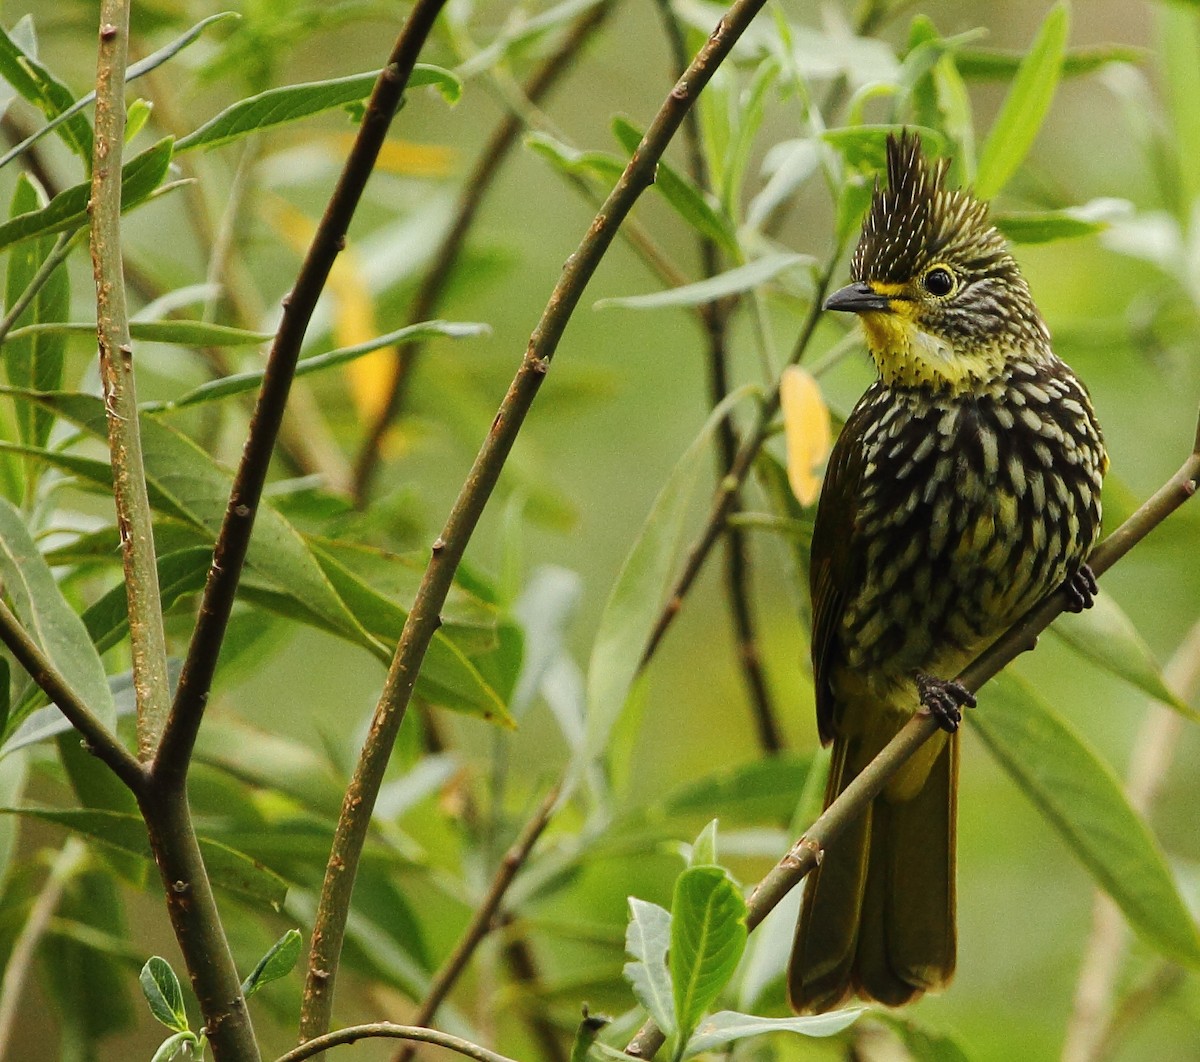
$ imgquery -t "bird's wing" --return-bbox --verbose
[809,391,875,745]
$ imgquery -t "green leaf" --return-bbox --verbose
[140,956,189,1033]
[1,805,289,908]
[974,3,1070,199]
[682,1010,862,1057]
[150,1031,201,1062]
[155,319,488,411]
[585,387,756,751]
[875,1014,973,1062]
[0,17,93,165]
[1050,593,1200,722]
[455,0,605,78]
[624,897,676,1036]
[569,1009,611,1062]
[689,820,719,867]
[612,117,738,255]
[176,65,460,152]
[3,175,69,452]
[658,753,816,824]
[1157,4,1200,211]
[0,497,115,733]
[241,928,303,996]
[525,131,626,184]
[670,866,748,1045]
[594,253,815,311]
[973,673,1200,969]
[957,44,1149,80]
[4,319,273,348]
[823,124,948,173]
[0,138,173,251]
[994,212,1106,244]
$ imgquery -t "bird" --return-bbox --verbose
[788,131,1107,1013]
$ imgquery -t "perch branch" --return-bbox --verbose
[299,0,777,1043]
[275,1025,519,1062]
[622,414,1200,1059]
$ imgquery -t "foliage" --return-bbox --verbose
[0,1,1195,1061]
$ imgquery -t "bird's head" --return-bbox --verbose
[826,131,1050,394]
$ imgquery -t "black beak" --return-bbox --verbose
[824,282,892,314]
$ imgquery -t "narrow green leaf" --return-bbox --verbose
[682,1010,862,1057]
[525,131,626,184]
[139,956,189,1033]
[1050,594,1200,721]
[0,497,115,732]
[974,673,1200,968]
[176,65,460,153]
[658,754,816,824]
[875,1014,973,1062]
[670,866,748,1044]
[994,212,1106,244]
[957,44,1149,81]
[975,3,1070,199]
[823,124,948,173]
[241,928,303,996]
[0,806,289,908]
[0,138,173,251]
[0,17,93,165]
[595,253,815,311]
[689,820,719,867]
[3,175,69,451]
[623,897,676,1036]
[569,1009,610,1062]
[456,0,605,78]
[150,1031,201,1062]
[156,319,488,411]
[612,117,738,254]
[1157,4,1200,211]
[4,319,273,347]
[585,387,756,750]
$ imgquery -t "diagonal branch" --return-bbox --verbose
[622,414,1200,1059]
[153,0,451,787]
[298,0,778,1044]
[351,0,618,503]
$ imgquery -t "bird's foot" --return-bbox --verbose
[916,673,976,733]
[1062,564,1099,613]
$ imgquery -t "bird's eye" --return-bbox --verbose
[921,266,955,297]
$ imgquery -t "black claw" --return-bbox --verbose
[1063,563,1099,613]
[916,673,977,733]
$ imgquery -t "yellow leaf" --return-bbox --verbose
[328,134,456,177]
[780,366,831,506]
[268,198,393,421]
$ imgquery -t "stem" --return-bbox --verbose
[0,838,87,1058]
[638,255,839,670]
[299,0,776,1043]
[90,0,171,760]
[393,784,562,1062]
[139,789,260,1061]
[153,0,451,788]
[653,0,783,754]
[0,230,82,348]
[0,597,144,791]
[623,419,1200,1059]
[275,1025,520,1062]
[350,0,617,504]
[1061,616,1200,1062]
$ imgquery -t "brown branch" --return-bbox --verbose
[623,416,1200,1059]
[275,1024,520,1062]
[90,0,172,759]
[1061,615,1200,1062]
[350,0,618,503]
[652,0,783,754]
[153,0,451,787]
[393,784,562,1062]
[299,0,776,1044]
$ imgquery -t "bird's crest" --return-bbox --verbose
[851,132,1002,284]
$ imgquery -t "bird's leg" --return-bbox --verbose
[1061,563,1098,613]
[915,673,977,733]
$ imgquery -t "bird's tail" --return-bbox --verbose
[788,727,958,1013]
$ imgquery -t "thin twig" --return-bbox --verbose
[0,595,144,791]
[1061,616,1200,1062]
[0,838,87,1058]
[638,254,840,670]
[275,1024,520,1062]
[300,0,776,1044]
[0,230,82,348]
[154,0,450,789]
[393,783,562,1062]
[90,0,171,759]
[652,0,783,754]
[623,418,1200,1059]
[350,0,617,503]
